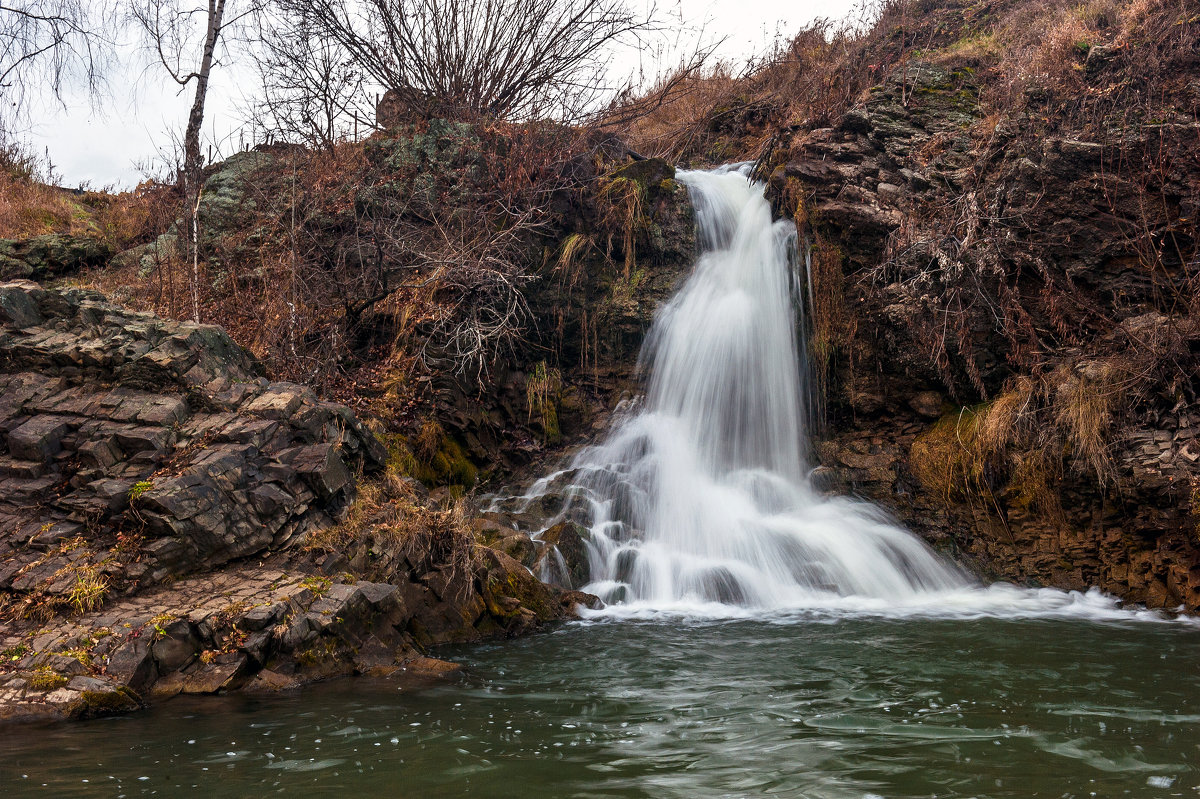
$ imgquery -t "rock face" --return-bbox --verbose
[0,278,586,723]
[767,57,1200,610]
[0,546,576,723]
[417,152,697,478]
[0,278,386,607]
[813,412,1200,610]
[0,235,113,283]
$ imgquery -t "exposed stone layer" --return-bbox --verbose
[0,278,588,723]
[0,279,387,609]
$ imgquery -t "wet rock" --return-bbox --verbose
[151,620,200,673]
[241,669,300,693]
[173,654,247,694]
[494,532,538,568]
[608,158,676,197]
[557,590,603,614]
[401,656,462,676]
[535,521,591,589]
[479,547,559,621]
[106,637,157,693]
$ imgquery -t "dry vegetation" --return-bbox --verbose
[0,140,84,239]
[306,468,480,592]
[0,134,177,247]
[893,0,1200,513]
[602,9,908,164]
[607,0,1199,162]
[84,120,595,404]
[910,366,1121,520]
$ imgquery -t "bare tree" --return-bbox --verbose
[0,0,113,122]
[247,7,369,150]
[274,0,655,121]
[130,0,261,321]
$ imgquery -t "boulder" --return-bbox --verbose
[535,521,591,589]
[0,235,113,282]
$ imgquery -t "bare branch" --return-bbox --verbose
[0,0,114,121]
[275,0,656,122]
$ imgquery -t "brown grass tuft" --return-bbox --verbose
[1050,362,1125,487]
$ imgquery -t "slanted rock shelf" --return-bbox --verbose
[0,278,386,592]
[0,279,587,723]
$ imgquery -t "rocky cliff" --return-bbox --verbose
[0,269,590,723]
[765,45,1200,609]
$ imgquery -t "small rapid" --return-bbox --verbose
[521,164,1184,622]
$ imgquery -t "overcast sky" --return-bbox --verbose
[21,0,858,189]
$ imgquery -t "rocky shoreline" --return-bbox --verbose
[0,276,592,724]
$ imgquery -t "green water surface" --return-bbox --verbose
[3,616,1198,798]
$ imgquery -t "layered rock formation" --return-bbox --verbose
[0,277,587,723]
[0,278,386,599]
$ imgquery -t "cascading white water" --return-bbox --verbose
[543,164,964,611]
[515,164,1185,621]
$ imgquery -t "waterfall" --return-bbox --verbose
[539,164,966,611]
[504,163,1175,621]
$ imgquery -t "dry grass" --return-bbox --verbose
[67,565,109,615]
[911,357,1136,522]
[83,182,179,252]
[605,0,996,164]
[610,61,761,163]
[607,0,1197,166]
[937,0,1199,130]
[0,176,81,239]
[306,470,480,598]
[1050,362,1125,487]
[526,359,562,442]
[306,476,395,552]
[911,374,1067,526]
[0,134,176,246]
[595,173,647,278]
[0,138,86,239]
[555,231,594,285]
[912,399,1018,505]
[415,420,444,463]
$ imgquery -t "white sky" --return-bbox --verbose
[20,0,858,188]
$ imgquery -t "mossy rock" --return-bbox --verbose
[78,687,141,716]
[481,548,559,621]
[27,668,68,691]
[390,431,479,489]
[364,119,485,210]
[609,158,676,198]
[0,234,113,281]
[198,151,276,246]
